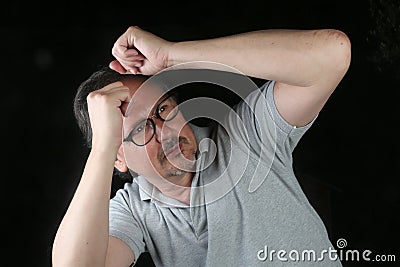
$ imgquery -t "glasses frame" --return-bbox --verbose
[123,92,179,146]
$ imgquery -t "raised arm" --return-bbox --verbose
[52,82,134,267]
[110,26,351,126]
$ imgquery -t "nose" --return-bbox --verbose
[153,118,175,143]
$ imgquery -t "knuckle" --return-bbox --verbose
[128,25,139,31]
[87,91,106,103]
[111,45,117,55]
[87,91,97,101]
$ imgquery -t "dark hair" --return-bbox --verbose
[73,66,147,180]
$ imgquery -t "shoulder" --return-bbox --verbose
[111,181,142,206]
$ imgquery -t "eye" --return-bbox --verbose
[158,104,169,114]
[132,125,144,136]
[132,120,149,136]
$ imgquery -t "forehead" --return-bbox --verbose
[123,77,167,123]
[123,76,166,96]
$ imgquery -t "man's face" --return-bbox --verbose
[121,78,198,183]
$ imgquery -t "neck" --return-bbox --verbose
[157,172,194,205]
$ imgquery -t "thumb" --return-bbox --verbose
[109,60,129,74]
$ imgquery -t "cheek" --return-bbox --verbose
[123,143,161,175]
[168,113,188,132]
[180,124,196,145]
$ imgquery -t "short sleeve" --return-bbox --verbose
[265,80,318,150]
[225,80,317,162]
[109,188,146,265]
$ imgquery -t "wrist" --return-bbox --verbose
[90,139,119,159]
[165,41,183,68]
[89,146,118,170]
[165,40,213,69]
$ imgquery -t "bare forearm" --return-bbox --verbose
[52,149,116,266]
[168,29,350,86]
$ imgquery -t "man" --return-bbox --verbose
[52,26,351,266]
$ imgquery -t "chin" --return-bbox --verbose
[165,169,185,178]
[162,155,195,177]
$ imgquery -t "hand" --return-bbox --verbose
[87,82,130,153]
[110,26,172,75]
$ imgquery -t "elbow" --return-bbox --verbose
[336,30,351,72]
[326,29,352,75]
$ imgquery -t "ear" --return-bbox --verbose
[114,144,128,172]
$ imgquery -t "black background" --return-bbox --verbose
[2,0,399,266]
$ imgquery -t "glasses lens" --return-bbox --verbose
[132,119,155,146]
[157,95,179,121]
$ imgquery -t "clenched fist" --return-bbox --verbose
[110,26,173,75]
[87,81,131,153]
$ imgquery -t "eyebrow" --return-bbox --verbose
[128,93,172,131]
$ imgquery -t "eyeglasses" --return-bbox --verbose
[123,93,179,146]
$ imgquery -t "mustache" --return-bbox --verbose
[158,137,189,160]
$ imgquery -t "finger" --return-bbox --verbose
[97,81,124,92]
[127,67,139,75]
[115,87,132,105]
[112,41,140,58]
[114,58,144,74]
[115,55,146,69]
[129,60,144,68]
[111,36,130,56]
[115,54,145,66]
[112,41,145,59]
[120,101,130,116]
[109,60,127,74]
[101,86,131,104]
[103,84,129,93]
[123,54,146,61]
[124,48,139,57]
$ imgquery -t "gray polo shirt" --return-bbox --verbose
[109,80,342,266]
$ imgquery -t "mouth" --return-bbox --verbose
[164,143,181,158]
[159,137,191,163]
